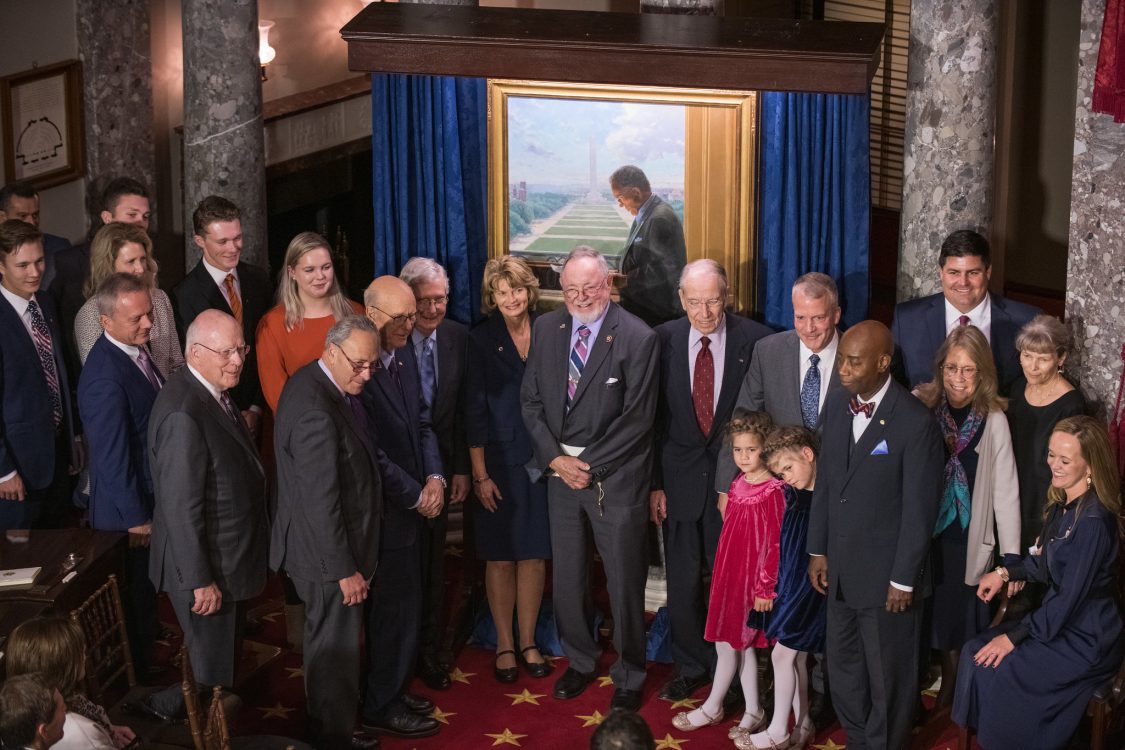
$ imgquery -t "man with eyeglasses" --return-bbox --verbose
[141,309,268,722]
[521,246,659,713]
[399,257,470,691]
[649,260,772,704]
[359,275,444,739]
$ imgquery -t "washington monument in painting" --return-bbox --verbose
[585,135,602,201]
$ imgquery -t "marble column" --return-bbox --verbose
[897,0,999,300]
[181,0,267,268]
[1065,0,1125,416]
[76,0,157,227]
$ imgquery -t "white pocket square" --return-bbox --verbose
[871,439,889,455]
[605,377,619,385]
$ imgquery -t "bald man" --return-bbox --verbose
[807,321,942,750]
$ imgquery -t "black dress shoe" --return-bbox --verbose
[520,646,553,679]
[400,692,434,715]
[122,695,181,723]
[553,667,595,700]
[610,688,643,712]
[659,674,708,701]
[362,712,440,738]
[494,649,519,683]
[349,731,380,750]
[419,658,451,691]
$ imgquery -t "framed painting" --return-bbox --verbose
[0,60,86,190]
[487,79,758,311]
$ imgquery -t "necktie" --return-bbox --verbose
[800,353,821,429]
[223,274,243,325]
[693,336,714,435]
[136,346,164,392]
[958,314,970,327]
[220,391,244,429]
[419,336,436,408]
[27,299,63,427]
[345,394,371,441]
[567,325,591,403]
[848,396,875,418]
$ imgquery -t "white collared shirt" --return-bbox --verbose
[102,331,153,380]
[798,331,839,415]
[569,304,610,351]
[201,257,241,309]
[318,358,345,395]
[0,283,36,340]
[688,316,726,413]
[944,295,992,342]
[186,363,224,405]
[851,373,893,444]
[411,327,439,382]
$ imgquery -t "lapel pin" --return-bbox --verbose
[498,345,504,352]
[559,323,566,329]
[879,419,885,425]
[606,335,614,343]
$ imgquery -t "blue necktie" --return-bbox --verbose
[420,336,436,408]
[800,353,821,429]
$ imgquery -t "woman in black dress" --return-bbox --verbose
[467,256,552,683]
[1007,314,1086,549]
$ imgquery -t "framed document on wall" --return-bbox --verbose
[1,60,86,190]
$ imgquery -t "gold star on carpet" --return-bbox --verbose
[257,702,294,720]
[575,710,605,727]
[597,676,615,687]
[284,667,303,679]
[505,689,546,706]
[920,688,938,698]
[449,668,476,684]
[654,734,690,750]
[431,706,456,725]
[260,611,280,623]
[484,728,528,746]
[666,697,700,709]
[445,545,463,557]
[811,739,846,750]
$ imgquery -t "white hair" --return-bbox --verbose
[400,257,449,293]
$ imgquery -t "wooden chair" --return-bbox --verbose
[182,646,233,750]
[69,574,136,705]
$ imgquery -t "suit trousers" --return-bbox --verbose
[363,542,422,719]
[291,573,362,750]
[417,506,450,660]
[0,431,71,531]
[826,592,921,750]
[123,545,158,674]
[548,478,648,691]
[662,516,720,681]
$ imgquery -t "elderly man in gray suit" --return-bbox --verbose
[521,245,660,713]
[142,309,268,721]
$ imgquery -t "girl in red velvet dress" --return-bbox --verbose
[673,411,786,740]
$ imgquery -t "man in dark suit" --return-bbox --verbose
[273,315,413,750]
[172,196,271,437]
[807,321,943,750]
[142,309,268,721]
[77,273,163,676]
[0,220,80,531]
[0,182,71,291]
[359,276,444,740]
[399,257,470,690]
[522,246,660,712]
[650,259,771,701]
[609,165,687,327]
[891,230,1040,394]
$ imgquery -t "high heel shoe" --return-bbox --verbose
[519,645,553,678]
[494,650,519,683]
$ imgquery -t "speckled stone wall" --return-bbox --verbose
[897,0,999,301]
[181,0,267,268]
[76,0,156,228]
[1065,0,1125,416]
[640,0,723,11]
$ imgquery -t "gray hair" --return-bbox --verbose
[94,272,150,317]
[1015,314,1071,357]
[608,165,650,193]
[792,272,839,309]
[560,245,610,279]
[400,257,449,293]
[679,259,728,295]
[325,315,378,350]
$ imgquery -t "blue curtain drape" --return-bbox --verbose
[371,74,488,325]
[757,92,870,330]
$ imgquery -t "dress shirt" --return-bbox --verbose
[317,359,345,395]
[186,363,224,405]
[201,258,241,310]
[104,331,141,363]
[943,296,991,342]
[411,327,439,382]
[569,304,610,352]
[0,283,35,339]
[798,331,839,414]
[688,316,726,413]
[379,349,396,372]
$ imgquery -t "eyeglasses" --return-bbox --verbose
[416,295,448,309]
[195,343,250,361]
[335,344,377,375]
[562,283,607,301]
[943,364,978,378]
[368,304,417,327]
[684,298,724,311]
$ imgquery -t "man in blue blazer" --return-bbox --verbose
[359,276,444,740]
[78,272,163,675]
[0,220,79,530]
[651,259,771,701]
[891,230,1040,394]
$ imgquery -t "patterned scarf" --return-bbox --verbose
[934,396,985,536]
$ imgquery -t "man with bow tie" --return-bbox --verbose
[807,320,942,750]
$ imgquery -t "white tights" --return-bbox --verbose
[684,641,762,727]
[755,643,810,740]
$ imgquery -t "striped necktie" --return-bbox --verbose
[567,325,591,404]
[223,273,243,325]
[27,299,62,427]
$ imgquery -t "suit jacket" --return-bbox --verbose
[618,195,687,327]
[361,346,442,550]
[78,335,158,530]
[891,292,1041,394]
[402,319,470,478]
[521,302,660,501]
[40,233,69,298]
[807,381,943,608]
[172,260,272,411]
[272,362,417,583]
[48,241,90,389]
[467,312,537,468]
[653,313,771,521]
[147,367,268,601]
[0,291,77,490]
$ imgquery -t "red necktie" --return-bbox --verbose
[693,336,714,435]
[958,315,970,327]
[848,396,875,418]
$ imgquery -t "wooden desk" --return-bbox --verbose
[0,529,126,613]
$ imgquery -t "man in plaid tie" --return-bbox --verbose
[0,220,80,531]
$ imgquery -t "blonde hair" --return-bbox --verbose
[1015,314,1071,358]
[5,617,87,699]
[85,222,153,298]
[1046,416,1122,518]
[763,425,819,468]
[481,255,540,314]
[276,232,354,330]
[915,325,1006,413]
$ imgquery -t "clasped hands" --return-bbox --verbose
[416,477,445,518]
[550,455,592,490]
[805,556,914,613]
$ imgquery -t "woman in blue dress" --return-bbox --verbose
[953,415,1123,749]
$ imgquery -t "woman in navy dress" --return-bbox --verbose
[953,415,1123,749]
[467,256,552,683]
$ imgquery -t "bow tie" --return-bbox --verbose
[849,396,875,418]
